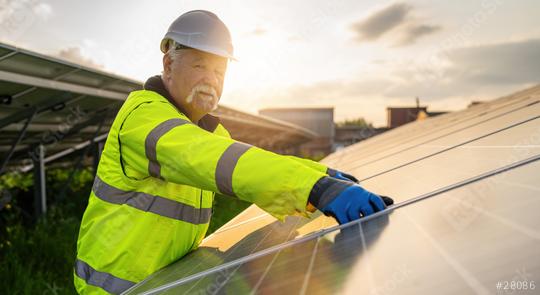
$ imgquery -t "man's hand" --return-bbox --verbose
[308,177,393,224]
[321,185,385,224]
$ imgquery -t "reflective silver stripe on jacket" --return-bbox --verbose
[145,118,191,178]
[215,142,252,196]
[92,176,212,224]
[75,258,135,294]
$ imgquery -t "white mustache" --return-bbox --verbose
[185,84,219,111]
[186,84,217,103]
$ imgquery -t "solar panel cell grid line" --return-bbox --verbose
[201,210,334,258]
[327,114,451,161]
[359,118,539,177]
[132,158,540,295]
[10,88,68,108]
[121,215,309,294]
[359,119,540,205]
[332,88,537,160]
[325,94,538,167]
[123,164,538,294]
[333,106,540,180]
[11,86,37,100]
[0,80,28,96]
[0,47,15,59]
[354,115,540,183]
[329,96,539,169]
[210,205,269,234]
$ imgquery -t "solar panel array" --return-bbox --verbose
[124,84,540,294]
[0,42,142,168]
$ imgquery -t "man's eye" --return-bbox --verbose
[194,64,204,69]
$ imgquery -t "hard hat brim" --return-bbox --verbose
[160,37,237,61]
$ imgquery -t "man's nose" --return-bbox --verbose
[201,71,220,91]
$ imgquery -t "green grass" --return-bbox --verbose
[1,205,80,294]
[1,168,90,294]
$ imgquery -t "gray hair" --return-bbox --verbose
[165,40,185,63]
[162,40,185,75]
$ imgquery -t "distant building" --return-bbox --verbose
[259,107,334,158]
[386,106,428,128]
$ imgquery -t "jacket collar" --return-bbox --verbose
[143,75,221,132]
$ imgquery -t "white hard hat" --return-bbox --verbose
[160,10,236,60]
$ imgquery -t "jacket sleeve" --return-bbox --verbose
[285,156,329,174]
[119,101,326,220]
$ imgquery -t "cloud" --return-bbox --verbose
[56,47,104,69]
[446,38,540,85]
[350,3,412,41]
[32,3,53,20]
[0,0,53,40]
[0,0,53,21]
[397,24,442,46]
[349,2,441,46]
[238,38,540,125]
[384,38,540,100]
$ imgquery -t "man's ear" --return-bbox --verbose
[162,54,172,80]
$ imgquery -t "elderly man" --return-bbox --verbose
[74,10,392,294]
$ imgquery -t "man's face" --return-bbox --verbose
[163,49,228,119]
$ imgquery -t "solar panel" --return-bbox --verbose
[326,86,538,165]
[362,114,540,202]
[123,85,540,294]
[344,97,538,175]
[126,156,540,294]
[0,42,141,170]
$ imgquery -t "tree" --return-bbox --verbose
[336,117,373,128]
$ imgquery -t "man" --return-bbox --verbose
[74,10,392,294]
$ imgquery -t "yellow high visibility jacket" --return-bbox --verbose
[73,76,328,294]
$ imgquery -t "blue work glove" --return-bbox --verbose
[327,168,359,183]
[308,176,390,224]
[327,168,394,206]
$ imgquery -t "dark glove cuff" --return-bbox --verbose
[326,168,338,177]
[327,168,359,183]
[308,176,353,209]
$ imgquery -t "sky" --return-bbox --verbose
[1,0,539,126]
